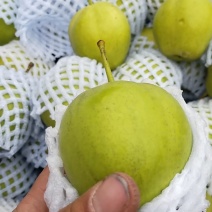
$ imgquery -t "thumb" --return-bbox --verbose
[59,172,140,212]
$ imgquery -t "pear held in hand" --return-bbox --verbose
[68,1,131,70]
[59,40,193,206]
[153,0,212,61]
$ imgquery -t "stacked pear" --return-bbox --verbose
[153,0,212,61]
[0,67,33,158]
[113,48,182,88]
[0,40,54,77]
[68,1,131,70]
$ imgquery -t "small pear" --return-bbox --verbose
[68,2,131,70]
[153,0,212,61]
[114,49,182,88]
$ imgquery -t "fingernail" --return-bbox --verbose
[89,173,138,212]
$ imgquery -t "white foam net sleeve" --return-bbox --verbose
[15,0,87,62]
[129,34,157,55]
[178,60,207,101]
[21,124,47,168]
[201,40,212,67]
[91,0,148,35]
[113,49,182,88]
[145,0,164,23]
[0,197,19,212]
[43,84,212,212]
[0,152,40,199]
[0,40,55,78]
[31,56,107,122]
[188,97,212,146]
[0,0,18,24]
[188,97,212,195]
[0,67,34,158]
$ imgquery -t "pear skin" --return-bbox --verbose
[153,0,212,61]
[59,81,193,206]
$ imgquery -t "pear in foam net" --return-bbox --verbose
[32,55,107,127]
[114,48,182,88]
[0,67,33,158]
[0,40,54,77]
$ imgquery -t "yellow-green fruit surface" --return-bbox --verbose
[0,19,16,46]
[141,27,155,43]
[153,0,212,61]
[59,82,193,206]
[40,111,55,127]
[68,2,131,70]
[206,66,212,97]
[207,193,212,212]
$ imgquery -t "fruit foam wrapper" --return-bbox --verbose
[15,0,87,62]
[21,124,47,168]
[0,197,19,212]
[0,67,34,158]
[0,0,17,24]
[145,0,163,22]
[188,97,212,146]
[44,84,212,212]
[129,36,206,101]
[0,152,40,199]
[0,40,55,78]
[115,49,183,89]
[15,0,147,63]
[31,56,107,122]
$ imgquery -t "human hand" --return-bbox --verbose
[13,166,140,212]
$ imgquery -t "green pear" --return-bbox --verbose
[68,1,131,70]
[206,66,212,97]
[153,0,212,61]
[59,40,193,206]
[0,19,16,45]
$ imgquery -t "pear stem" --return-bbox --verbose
[88,0,93,5]
[97,40,114,82]
[26,62,34,73]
